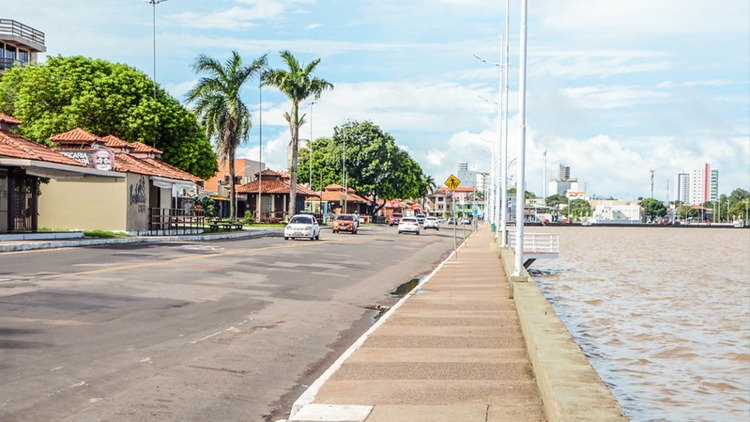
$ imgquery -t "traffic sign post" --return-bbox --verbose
[445,174,461,259]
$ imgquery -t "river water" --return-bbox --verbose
[528,226,750,422]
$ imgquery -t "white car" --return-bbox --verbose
[423,216,440,230]
[284,214,320,240]
[398,217,420,235]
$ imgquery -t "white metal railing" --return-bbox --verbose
[507,231,559,254]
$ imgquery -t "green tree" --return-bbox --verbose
[262,50,333,217]
[545,194,567,208]
[298,120,426,214]
[726,188,750,221]
[507,187,536,199]
[0,55,217,179]
[567,198,592,219]
[186,51,267,221]
[640,198,667,220]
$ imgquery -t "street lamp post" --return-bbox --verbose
[500,0,511,247]
[513,0,528,278]
[342,127,348,214]
[309,101,316,190]
[146,0,167,99]
[257,82,263,222]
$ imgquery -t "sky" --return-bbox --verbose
[4,0,749,200]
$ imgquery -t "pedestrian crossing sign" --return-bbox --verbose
[445,174,461,191]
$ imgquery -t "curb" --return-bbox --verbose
[0,229,280,253]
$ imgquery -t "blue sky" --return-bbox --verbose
[5,0,749,200]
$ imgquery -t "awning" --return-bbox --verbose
[210,195,229,201]
[0,157,125,180]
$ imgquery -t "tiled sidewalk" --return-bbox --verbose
[289,226,545,422]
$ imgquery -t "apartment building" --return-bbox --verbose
[0,19,45,74]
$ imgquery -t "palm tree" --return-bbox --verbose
[262,50,333,217]
[186,51,267,221]
[420,174,437,211]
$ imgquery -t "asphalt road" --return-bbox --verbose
[0,224,461,421]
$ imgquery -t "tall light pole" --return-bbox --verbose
[500,0,511,247]
[257,82,263,222]
[513,0,528,278]
[543,150,547,200]
[342,125,348,214]
[309,101,316,189]
[146,0,166,99]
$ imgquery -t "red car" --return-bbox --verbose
[389,213,403,226]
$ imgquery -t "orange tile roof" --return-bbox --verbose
[319,189,369,204]
[141,157,200,182]
[129,141,163,155]
[236,178,316,196]
[113,154,198,182]
[50,128,102,146]
[0,130,87,167]
[0,113,21,125]
[101,135,135,150]
[319,184,368,203]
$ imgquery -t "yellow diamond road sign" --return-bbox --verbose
[444,174,461,191]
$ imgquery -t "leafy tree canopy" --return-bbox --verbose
[0,55,217,179]
[640,197,667,219]
[298,120,427,212]
[566,198,592,219]
[545,193,568,208]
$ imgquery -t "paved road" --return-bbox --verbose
[0,224,458,421]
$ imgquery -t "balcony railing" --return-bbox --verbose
[0,19,46,47]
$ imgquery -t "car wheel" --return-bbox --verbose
[284,236,288,240]
[416,231,420,235]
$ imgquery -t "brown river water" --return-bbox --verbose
[527,226,750,422]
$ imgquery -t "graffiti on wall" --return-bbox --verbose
[129,176,146,206]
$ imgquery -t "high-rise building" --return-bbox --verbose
[558,164,571,181]
[709,169,719,202]
[549,164,578,196]
[676,173,690,203]
[456,162,478,189]
[687,163,718,205]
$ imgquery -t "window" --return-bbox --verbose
[6,45,16,60]
[18,50,28,63]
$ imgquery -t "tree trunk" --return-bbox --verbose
[229,149,236,220]
[288,102,299,218]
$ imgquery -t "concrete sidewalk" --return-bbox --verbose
[288,226,546,422]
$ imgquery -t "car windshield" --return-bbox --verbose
[401,218,417,222]
[289,216,312,224]
[337,215,354,221]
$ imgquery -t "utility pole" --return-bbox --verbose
[146,0,167,99]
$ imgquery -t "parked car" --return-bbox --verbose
[415,213,426,224]
[389,212,403,226]
[333,214,359,234]
[284,214,320,240]
[423,216,440,230]
[461,218,471,225]
[397,217,420,235]
[437,216,446,223]
[447,217,457,225]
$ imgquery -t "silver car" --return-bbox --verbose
[284,214,320,240]
[398,217,420,235]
